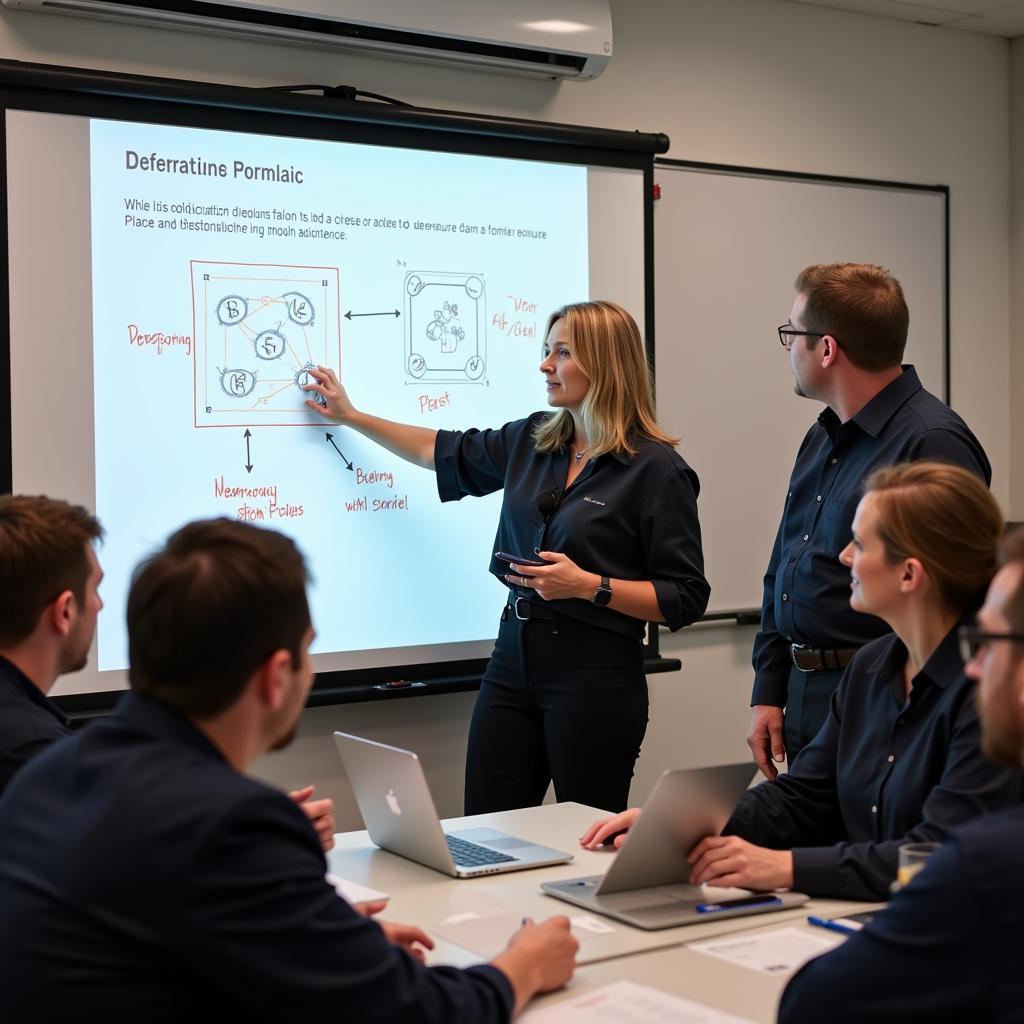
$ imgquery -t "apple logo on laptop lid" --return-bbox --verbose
[385,788,402,816]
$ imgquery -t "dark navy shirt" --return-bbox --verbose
[780,804,1024,1023]
[435,413,709,637]
[0,692,514,1022]
[726,624,1024,900]
[0,655,70,795]
[752,366,990,707]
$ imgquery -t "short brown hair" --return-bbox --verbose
[127,519,310,718]
[864,462,1001,614]
[796,263,909,372]
[0,494,103,647]
[997,526,1024,635]
[533,300,677,458]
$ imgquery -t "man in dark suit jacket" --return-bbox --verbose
[0,494,103,794]
[0,493,335,846]
[0,518,576,1022]
[779,527,1024,1022]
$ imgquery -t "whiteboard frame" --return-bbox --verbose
[654,157,949,619]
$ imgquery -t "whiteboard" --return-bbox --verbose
[653,162,947,615]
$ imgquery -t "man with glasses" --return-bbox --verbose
[749,263,990,776]
[779,527,1024,1021]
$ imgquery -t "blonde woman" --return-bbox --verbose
[306,301,709,814]
[582,462,1024,899]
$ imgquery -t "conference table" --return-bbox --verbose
[326,801,882,1022]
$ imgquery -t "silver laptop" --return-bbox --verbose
[542,763,809,929]
[333,731,573,878]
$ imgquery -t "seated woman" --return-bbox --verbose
[581,461,1024,900]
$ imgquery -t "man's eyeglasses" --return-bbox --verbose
[957,626,1024,664]
[778,323,828,348]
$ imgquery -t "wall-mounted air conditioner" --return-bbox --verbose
[1,0,613,80]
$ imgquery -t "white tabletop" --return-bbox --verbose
[525,913,859,1022]
[327,801,880,1020]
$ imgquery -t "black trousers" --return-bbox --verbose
[783,664,845,764]
[464,609,648,815]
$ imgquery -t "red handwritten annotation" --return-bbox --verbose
[419,392,451,414]
[213,476,302,521]
[345,495,409,512]
[128,323,192,356]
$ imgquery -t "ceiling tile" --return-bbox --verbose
[784,0,1024,34]
[889,0,1017,11]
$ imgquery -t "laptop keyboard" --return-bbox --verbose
[445,834,517,867]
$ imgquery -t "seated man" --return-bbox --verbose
[778,526,1024,1022]
[0,494,102,793]
[0,494,333,846]
[0,518,576,1021]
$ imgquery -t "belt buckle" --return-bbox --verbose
[791,643,814,673]
[513,597,530,621]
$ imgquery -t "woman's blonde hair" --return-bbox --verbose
[864,461,1002,614]
[532,300,677,457]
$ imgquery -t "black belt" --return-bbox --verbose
[790,643,858,672]
[506,596,557,621]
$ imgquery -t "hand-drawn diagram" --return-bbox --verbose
[191,261,341,427]
[405,271,486,383]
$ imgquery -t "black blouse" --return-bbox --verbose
[727,622,1024,899]
[435,413,709,637]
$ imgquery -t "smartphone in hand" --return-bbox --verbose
[495,551,549,567]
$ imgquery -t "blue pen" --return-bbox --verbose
[807,914,859,936]
[695,895,783,914]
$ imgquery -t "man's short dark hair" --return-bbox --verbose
[796,263,909,372]
[0,494,103,647]
[127,519,311,718]
[998,525,1024,636]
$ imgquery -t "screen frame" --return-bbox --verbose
[0,59,672,713]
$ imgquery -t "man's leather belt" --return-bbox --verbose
[790,643,858,672]
[509,596,556,621]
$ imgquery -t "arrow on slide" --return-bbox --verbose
[326,432,354,471]
[243,429,253,474]
[344,309,400,320]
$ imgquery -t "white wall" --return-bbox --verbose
[1012,36,1024,519]
[0,0,1016,826]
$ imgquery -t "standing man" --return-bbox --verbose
[749,264,990,776]
[779,527,1024,1021]
[0,494,335,847]
[0,518,576,1022]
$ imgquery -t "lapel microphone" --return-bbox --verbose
[537,487,560,521]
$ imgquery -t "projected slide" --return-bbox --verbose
[87,117,589,671]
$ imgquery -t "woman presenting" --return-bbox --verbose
[305,300,709,814]
[582,461,1024,899]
